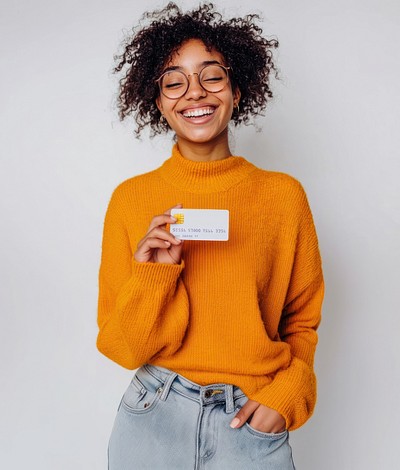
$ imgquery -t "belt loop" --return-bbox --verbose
[159,371,178,401]
[225,385,234,413]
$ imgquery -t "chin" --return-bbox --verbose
[177,128,228,145]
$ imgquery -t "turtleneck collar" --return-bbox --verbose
[158,144,257,193]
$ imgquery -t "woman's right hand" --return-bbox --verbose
[134,204,183,264]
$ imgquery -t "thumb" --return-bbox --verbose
[230,399,260,429]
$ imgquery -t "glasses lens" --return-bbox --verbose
[160,71,188,99]
[200,65,228,92]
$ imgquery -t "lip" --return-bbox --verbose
[179,103,218,113]
[178,104,218,124]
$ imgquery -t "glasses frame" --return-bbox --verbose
[155,64,232,100]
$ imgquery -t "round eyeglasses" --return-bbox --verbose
[155,64,231,99]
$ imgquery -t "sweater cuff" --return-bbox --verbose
[131,259,185,288]
[250,356,316,431]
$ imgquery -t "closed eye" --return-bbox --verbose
[165,82,185,89]
[203,76,223,83]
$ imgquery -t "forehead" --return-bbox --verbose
[166,38,225,68]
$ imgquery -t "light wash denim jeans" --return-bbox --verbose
[108,364,296,470]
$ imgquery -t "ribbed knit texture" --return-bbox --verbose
[97,144,324,430]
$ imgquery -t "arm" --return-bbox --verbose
[254,186,324,430]
[96,187,189,369]
[251,276,324,431]
[232,184,324,432]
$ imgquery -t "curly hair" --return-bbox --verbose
[113,2,279,137]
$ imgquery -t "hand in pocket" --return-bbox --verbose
[230,398,286,434]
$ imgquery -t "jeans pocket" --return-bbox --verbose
[243,422,288,440]
[234,395,288,440]
[121,368,163,414]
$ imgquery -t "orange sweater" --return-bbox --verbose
[97,144,324,430]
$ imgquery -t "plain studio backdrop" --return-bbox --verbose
[1,0,399,468]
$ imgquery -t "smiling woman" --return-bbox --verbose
[97,3,324,469]
[113,2,278,138]
[155,39,241,158]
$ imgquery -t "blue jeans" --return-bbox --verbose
[108,364,295,469]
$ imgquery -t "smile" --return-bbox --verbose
[180,107,216,118]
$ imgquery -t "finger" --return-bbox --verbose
[230,399,260,429]
[249,407,286,433]
[165,239,184,263]
[249,417,285,434]
[146,214,178,233]
[163,203,183,216]
[134,238,173,263]
[136,232,181,259]
[146,204,183,233]
[138,227,182,248]
[155,241,184,264]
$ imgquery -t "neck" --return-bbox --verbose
[176,130,232,162]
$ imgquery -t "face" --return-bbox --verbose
[156,39,240,147]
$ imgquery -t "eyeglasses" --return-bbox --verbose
[155,64,231,99]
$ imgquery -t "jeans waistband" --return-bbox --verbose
[141,364,246,414]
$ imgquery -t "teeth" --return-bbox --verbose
[182,107,215,118]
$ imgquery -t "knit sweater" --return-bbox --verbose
[97,144,324,431]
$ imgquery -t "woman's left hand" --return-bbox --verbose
[229,399,286,434]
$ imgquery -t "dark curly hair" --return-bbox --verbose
[113,2,279,137]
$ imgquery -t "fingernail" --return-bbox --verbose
[170,216,177,222]
[230,418,240,428]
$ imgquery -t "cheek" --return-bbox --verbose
[221,96,234,118]
[157,96,173,116]
[162,101,177,117]
[224,92,235,108]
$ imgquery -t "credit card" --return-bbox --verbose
[170,209,229,241]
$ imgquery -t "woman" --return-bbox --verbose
[97,3,324,469]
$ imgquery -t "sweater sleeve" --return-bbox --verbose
[96,186,190,369]
[251,184,324,430]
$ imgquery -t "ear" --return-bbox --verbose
[233,86,241,107]
[156,96,163,115]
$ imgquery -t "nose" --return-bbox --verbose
[185,73,207,99]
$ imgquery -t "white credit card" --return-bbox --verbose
[170,209,229,241]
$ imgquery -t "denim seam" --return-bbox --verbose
[194,406,203,470]
[170,385,201,403]
[142,365,165,385]
[120,396,162,415]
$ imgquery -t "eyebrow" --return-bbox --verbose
[162,60,222,73]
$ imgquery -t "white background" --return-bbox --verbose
[1,0,399,468]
